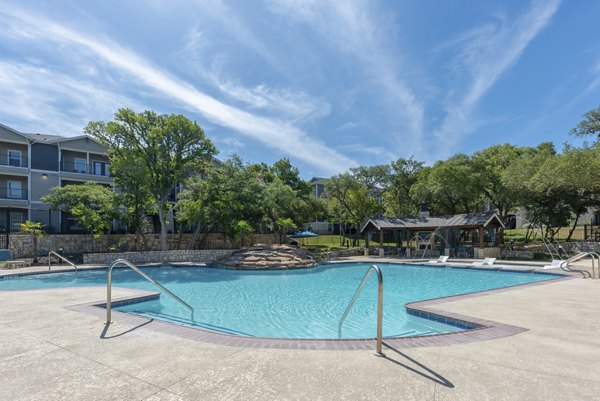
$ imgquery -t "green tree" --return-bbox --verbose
[111,152,155,250]
[85,108,217,251]
[262,178,298,244]
[471,144,528,222]
[41,183,117,237]
[271,158,312,196]
[19,220,44,263]
[535,144,600,240]
[502,143,569,239]
[423,154,484,215]
[324,173,378,245]
[384,157,423,217]
[570,105,600,140]
[178,156,263,246]
[235,220,254,247]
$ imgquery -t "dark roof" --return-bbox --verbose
[361,212,504,233]
[23,132,66,142]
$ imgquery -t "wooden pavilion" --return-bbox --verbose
[360,212,505,258]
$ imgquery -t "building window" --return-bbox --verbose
[93,161,109,176]
[10,212,23,230]
[8,150,22,167]
[8,181,22,199]
[74,158,87,173]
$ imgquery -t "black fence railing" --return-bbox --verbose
[0,153,28,168]
[0,219,23,233]
[60,161,110,176]
[0,186,27,200]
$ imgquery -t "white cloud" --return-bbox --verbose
[267,0,425,141]
[0,6,356,175]
[0,61,140,135]
[434,0,561,154]
[217,82,331,122]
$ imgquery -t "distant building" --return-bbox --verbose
[0,123,113,233]
[310,177,326,198]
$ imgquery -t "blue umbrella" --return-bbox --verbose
[288,230,320,246]
[288,230,320,238]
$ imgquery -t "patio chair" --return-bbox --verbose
[472,257,496,266]
[542,259,564,269]
[427,255,449,264]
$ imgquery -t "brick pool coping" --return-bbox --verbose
[0,263,575,350]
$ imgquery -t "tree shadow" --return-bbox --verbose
[100,319,154,339]
[382,342,454,388]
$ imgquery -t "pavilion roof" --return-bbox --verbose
[360,212,505,233]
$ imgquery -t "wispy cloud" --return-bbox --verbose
[0,5,356,174]
[434,0,561,154]
[267,0,424,142]
[174,23,330,123]
[0,61,140,135]
[337,143,397,162]
[216,82,331,122]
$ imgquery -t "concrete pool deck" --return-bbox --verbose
[1,259,599,400]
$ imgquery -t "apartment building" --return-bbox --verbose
[0,123,113,233]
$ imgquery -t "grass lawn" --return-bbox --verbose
[504,227,586,243]
[299,235,398,251]
[302,227,589,251]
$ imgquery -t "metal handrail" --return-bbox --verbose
[541,236,570,260]
[105,259,195,324]
[338,264,384,356]
[48,251,78,271]
[559,252,599,279]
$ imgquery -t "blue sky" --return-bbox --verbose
[0,0,598,178]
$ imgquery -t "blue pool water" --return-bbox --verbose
[0,263,558,339]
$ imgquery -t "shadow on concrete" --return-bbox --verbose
[382,342,454,388]
[100,319,154,339]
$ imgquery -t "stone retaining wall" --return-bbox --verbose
[83,249,234,265]
[9,233,280,259]
[328,248,362,258]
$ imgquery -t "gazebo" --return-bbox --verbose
[360,212,505,258]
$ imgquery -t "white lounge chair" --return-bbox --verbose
[472,257,496,266]
[427,255,449,264]
[542,259,564,269]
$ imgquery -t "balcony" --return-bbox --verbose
[0,187,28,200]
[0,153,28,168]
[60,161,110,177]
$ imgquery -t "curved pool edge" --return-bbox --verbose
[54,272,573,351]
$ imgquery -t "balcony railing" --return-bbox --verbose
[60,161,110,177]
[0,187,28,200]
[0,153,28,168]
[0,219,24,232]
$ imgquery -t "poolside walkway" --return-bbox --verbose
[1,260,599,400]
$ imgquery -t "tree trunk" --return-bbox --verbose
[187,222,202,250]
[158,205,168,251]
[566,213,581,242]
[32,234,38,263]
[176,225,184,250]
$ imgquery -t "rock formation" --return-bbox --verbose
[217,244,317,270]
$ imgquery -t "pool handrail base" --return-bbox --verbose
[338,264,384,355]
[105,258,195,324]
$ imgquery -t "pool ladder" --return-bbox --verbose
[338,264,384,356]
[559,252,600,279]
[48,251,78,271]
[105,259,195,325]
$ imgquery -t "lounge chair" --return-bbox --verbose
[472,257,496,266]
[542,259,564,269]
[427,255,449,264]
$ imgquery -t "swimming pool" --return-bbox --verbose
[0,263,558,339]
